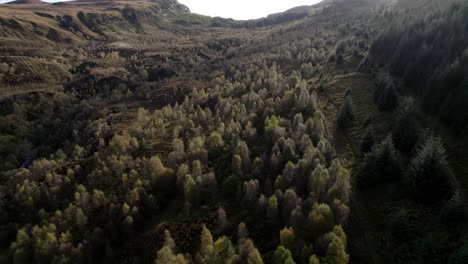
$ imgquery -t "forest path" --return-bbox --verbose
[0,83,59,101]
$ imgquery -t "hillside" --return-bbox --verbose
[1,0,467,263]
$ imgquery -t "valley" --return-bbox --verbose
[0,0,467,263]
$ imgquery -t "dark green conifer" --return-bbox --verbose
[336,53,344,65]
[386,209,411,243]
[393,98,419,152]
[358,135,401,186]
[337,94,354,129]
[360,125,375,153]
[406,134,451,202]
[440,191,466,226]
[377,82,399,110]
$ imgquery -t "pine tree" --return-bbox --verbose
[392,98,419,152]
[337,94,354,129]
[406,134,451,202]
[376,81,399,110]
[360,125,375,154]
[386,209,411,243]
[336,53,344,65]
[440,191,466,226]
[358,136,401,186]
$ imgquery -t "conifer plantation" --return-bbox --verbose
[0,0,467,263]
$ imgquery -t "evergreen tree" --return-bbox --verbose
[386,209,411,244]
[360,125,375,154]
[358,136,401,186]
[392,98,419,152]
[376,81,399,110]
[337,94,354,129]
[406,134,452,202]
[440,190,466,226]
[336,53,344,65]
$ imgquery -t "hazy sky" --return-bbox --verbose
[178,0,322,20]
[0,0,322,20]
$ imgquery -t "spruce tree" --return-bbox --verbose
[440,191,466,226]
[358,135,401,186]
[393,98,419,152]
[336,53,344,65]
[386,209,411,244]
[337,94,354,129]
[406,134,451,202]
[360,125,375,154]
[377,82,399,110]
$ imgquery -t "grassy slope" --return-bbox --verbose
[323,55,468,263]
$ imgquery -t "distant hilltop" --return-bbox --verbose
[6,0,47,4]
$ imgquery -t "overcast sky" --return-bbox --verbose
[178,0,322,20]
[0,0,322,20]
